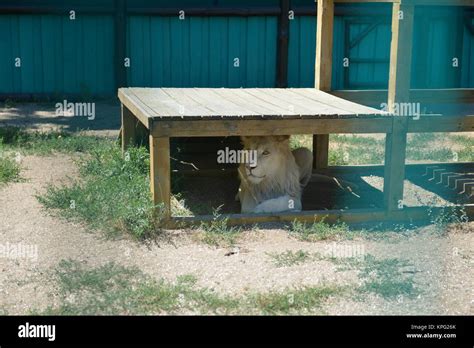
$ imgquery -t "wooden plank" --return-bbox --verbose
[191,88,259,116]
[296,89,383,114]
[150,135,171,221]
[283,89,352,114]
[121,87,386,119]
[383,117,408,211]
[211,89,275,115]
[315,0,334,91]
[332,90,387,105]
[314,0,335,171]
[332,89,474,105]
[236,89,292,115]
[131,88,190,117]
[408,115,474,132]
[383,2,413,212]
[159,88,214,116]
[313,134,330,169]
[388,2,414,109]
[121,104,136,153]
[150,117,393,137]
[173,162,474,177]
[316,162,474,175]
[185,88,250,116]
[403,0,474,6]
[327,0,399,2]
[167,205,474,228]
[118,88,152,128]
[246,88,327,115]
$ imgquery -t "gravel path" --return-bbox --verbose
[0,155,472,314]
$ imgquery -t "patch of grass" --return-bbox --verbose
[296,251,419,300]
[0,154,21,184]
[329,133,473,164]
[288,133,473,164]
[289,219,352,241]
[329,135,385,165]
[196,208,242,247]
[38,143,160,239]
[0,127,108,155]
[428,205,470,234]
[248,286,344,315]
[358,255,418,299]
[40,260,344,315]
[42,260,238,315]
[267,250,311,267]
[406,133,474,162]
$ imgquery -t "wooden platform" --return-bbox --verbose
[118,87,474,227]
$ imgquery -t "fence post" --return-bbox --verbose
[115,0,127,89]
[384,2,414,212]
[276,0,290,88]
[313,0,334,170]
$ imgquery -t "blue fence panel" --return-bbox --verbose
[126,16,277,88]
[0,14,115,95]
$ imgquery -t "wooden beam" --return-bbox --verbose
[382,2,414,212]
[314,0,334,170]
[150,136,171,221]
[315,0,334,91]
[403,0,474,6]
[121,104,136,153]
[317,0,400,3]
[150,117,393,137]
[383,117,409,211]
[168,205,474,228]
[388,2,415,109]
[316,0,473,4]
[331,88,474,105]
[118,88,152,129]
[317,162,474,175]
[408,115,474,132]
[313,134,330,169]
[174,161,474,177]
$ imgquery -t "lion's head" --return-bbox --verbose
[238,135,301,202]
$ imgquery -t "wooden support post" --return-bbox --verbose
[313,134,329,170]
[384,117,408,211]
[149,135,171,221]
[315,0,334,91]
[121,104,136,153]
[313,0,334,170]
[384,2,414,212]
[387,2,414,109]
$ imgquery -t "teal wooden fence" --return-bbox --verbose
[0,1,472,97]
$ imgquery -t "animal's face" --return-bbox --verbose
[240,135,291,185]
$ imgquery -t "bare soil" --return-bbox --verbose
[0,154,472,315]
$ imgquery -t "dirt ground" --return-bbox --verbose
[0,101,120,137]
[0,154,472,315]
[0,102,473,315]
